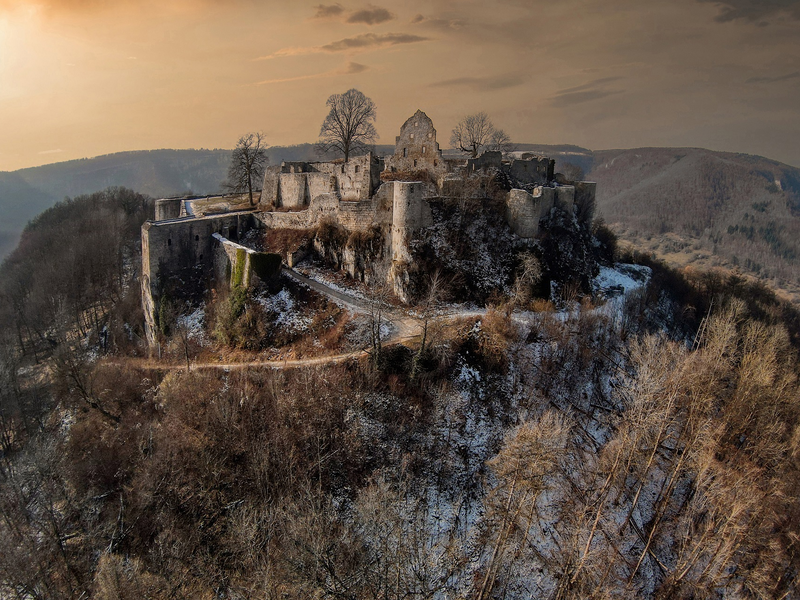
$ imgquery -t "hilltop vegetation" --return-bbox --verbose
[1,186,800,598]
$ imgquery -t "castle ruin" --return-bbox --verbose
[141,110,597,345]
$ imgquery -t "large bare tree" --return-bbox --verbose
[317,89,377,162]
[450,111,513,157]
[225,132,268,206]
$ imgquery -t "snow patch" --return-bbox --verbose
[593,263,651,299]
[177,307,208,346]
[256,288,312,334]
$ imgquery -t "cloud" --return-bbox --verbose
[255,61,369,85]
[346,5,394,24]
[320,32,430,51]
[38,149,64,155]
[410,13,466,31]
[697,0,800,21]
[430,73,527,91]
[344,61,369,73]
[746,71,800,83]
[257,32,429,60]
[549,77,624,107]
[312,3,344,18]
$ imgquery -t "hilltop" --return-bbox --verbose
[1,183,799,598]
[5,144,800,305]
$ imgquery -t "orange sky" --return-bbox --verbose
[1,0,799,171]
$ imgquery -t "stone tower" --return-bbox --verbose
[386,109,443,173]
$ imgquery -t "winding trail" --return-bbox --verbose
[129,268,444,372]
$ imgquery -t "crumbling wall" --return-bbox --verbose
[467,151,502,173]
[260,153,380,207]
[385,110,445,175]
[508,155,554,185]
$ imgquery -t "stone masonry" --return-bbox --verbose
[141,109,597,344]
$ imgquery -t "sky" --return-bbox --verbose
[0,0,799,171]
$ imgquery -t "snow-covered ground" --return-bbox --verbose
[256,288,312,335]
[593,263,651,298]
[176,307,208,345]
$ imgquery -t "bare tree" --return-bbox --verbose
[488,128,516,155]
[366,262,391,365]
[411,270,448,380]
[225,132,268,206]
[512,252,543,308]
[450,112,508,158]
[317,89,377,162]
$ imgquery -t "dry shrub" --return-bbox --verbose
[302,305,351,353]
[380,169,436,183]
[346,226,383,256]
[530,298,556,312]
[262,227,314,253]
[451,310,519,372]
[316,217,348,248]
[93,554,169,600]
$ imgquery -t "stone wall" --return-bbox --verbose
[141,211,258,345]
[508,155,554,185]
[155,197,182,221]
[505,187,555,238]
[212,233,281,289]
[467,151,503,173]
[260,153,381,207]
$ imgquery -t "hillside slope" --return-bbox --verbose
[587,148,800,300]
[0,149,231,258]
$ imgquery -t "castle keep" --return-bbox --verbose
[141,110,597,345]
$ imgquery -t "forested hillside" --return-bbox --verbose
[1,186,798,598]
[587,148,800,300]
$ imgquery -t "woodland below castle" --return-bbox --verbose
[141,110,598,345]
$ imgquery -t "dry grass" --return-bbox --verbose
[262,228,315,253]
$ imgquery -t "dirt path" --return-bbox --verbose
[125,269,425,372]
[283,268,421,344]
[123,269,491,373]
